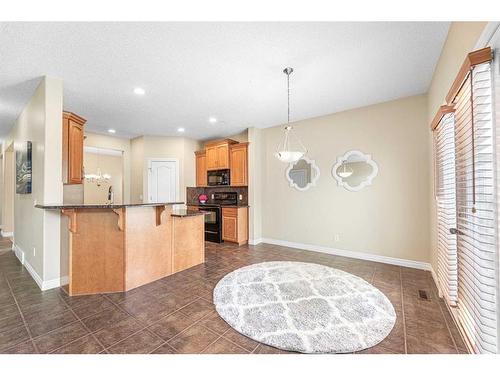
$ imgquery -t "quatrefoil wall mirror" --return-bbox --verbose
[332,150,378,192]
[286,156,320,191]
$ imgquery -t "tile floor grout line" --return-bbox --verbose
[105,326,161,353]
[3,274,40,354]
[103,293,216,341]
[100,293,172,346]
[435,294,460,353]
[399,267,408,354]
[58,294,107,352]
[47,332,94,354]
[218,333,255,354]
[147,341,178,354]
[200,336,224,354]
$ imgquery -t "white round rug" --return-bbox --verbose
[214,261,396,353]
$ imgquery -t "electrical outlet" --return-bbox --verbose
[33,247,36,257]
[334,234,340,242]
[239,194,243,200]
[211,194,214,199]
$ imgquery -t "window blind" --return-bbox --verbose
[435,112,458,306]
[453,61,497,354]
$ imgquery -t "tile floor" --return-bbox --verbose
[0,238,467,354]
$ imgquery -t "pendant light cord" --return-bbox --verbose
[287,70,290,124]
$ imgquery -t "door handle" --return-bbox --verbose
[450,228,465,235]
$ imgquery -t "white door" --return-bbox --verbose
[148,160,178,203]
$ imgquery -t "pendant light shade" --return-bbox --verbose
[275,67,307,163]
[337,162,353,178]
[275,126,305,163]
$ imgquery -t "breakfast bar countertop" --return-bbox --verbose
[35,202,184,209]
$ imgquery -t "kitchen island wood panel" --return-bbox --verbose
[124,206,173,290]
[172,214,205,273]
[39,203,206,296]
[63,208,125,295]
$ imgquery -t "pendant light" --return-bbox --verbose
[337,162,353,178]
[275,67,307,163]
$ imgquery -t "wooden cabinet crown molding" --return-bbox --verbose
[204,138,238,147]
[63,111,87,125]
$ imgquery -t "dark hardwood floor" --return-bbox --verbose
[0,237,467,354]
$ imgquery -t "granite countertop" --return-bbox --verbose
[170,209,210,218]
[35,202,184,209]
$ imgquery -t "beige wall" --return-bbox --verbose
[248,127,263,242]
[130,136,202,204]
[427,22,487,123]
[83,152,123,204]
[256,94,431,263]
[2,145,15,234]
[130,136,144,202]
[427,22,487,271]
[2,77,63,282]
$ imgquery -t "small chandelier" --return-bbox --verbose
[84,168,111,187]
[275,67,307,163]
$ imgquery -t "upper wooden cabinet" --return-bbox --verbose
[205,139,237,170]
[195,151,207,187]
[230,143,248,186]
[195,138,248,187]
[62,111,86,184]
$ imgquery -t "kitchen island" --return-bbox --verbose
[36,202,206,296]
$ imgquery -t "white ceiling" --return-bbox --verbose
[0,22,449,140]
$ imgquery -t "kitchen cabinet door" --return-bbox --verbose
[230,143,248,186]
[195,151,207,186]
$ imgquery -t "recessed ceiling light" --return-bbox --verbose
[108,129,116,134]
[209,117,217,124]
[133,87,146,95]
[177,127,185,133]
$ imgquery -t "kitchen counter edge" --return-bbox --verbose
[35,202,185,209]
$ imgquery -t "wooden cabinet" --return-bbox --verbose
[62,111,86,184]
[222,207,248,245]
[195,139,248,186]
[205,139,237,171]
[230,143,248,186]
[216,143,229,169]
[206,146,218,170]
[195,151,207,187]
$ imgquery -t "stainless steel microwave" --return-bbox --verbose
[207,169,230,186]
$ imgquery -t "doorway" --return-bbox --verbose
[83,146,124,204]
[147,158,179,203]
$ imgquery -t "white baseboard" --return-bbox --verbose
[12,243,68,291]
[249,238,263,245]
[430,266,442,297]
[260,238,431,271]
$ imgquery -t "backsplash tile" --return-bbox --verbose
[186,186,248,205]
